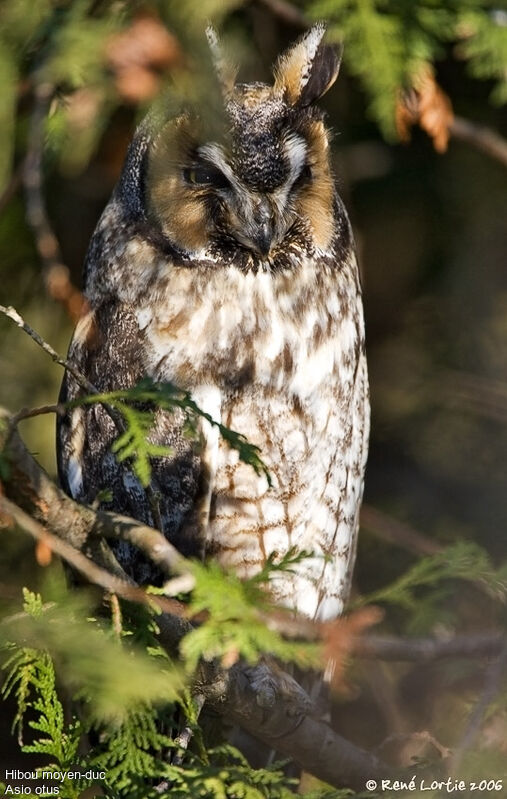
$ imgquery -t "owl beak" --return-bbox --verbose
[254,220,275,256]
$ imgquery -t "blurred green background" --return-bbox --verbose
[0,0,506,775]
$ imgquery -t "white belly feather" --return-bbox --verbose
[136,253,369,620]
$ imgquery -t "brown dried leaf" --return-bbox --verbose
[114,66,160,104]
[35,537,53,567]
[482,710,507,754]
[377,730,451,768]
[396,88,419,143]
[45,264,86,323]
[321,605,384,694]
[396,66,454,153]
[106,13,182,103]
[0,487,14,529]
[221,647,240,669]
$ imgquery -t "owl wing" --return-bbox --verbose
[57,300,206,584]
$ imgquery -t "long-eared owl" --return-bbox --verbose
[57,24,369,621]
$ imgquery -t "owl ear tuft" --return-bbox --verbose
[274,24,342,107]
[206,25,238,99]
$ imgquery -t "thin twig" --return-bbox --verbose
[0,164,22,216]
[0,494,187,621]
[439,369,507,426]
[361,503,506,602]
[147,490,164,535]
[13,403,65,421]
[108,591,123,638]
[254,0,308,28]
[0,304,97,394]
[4,403,65,447]
[450,637,507,774]
[8,403,65,430]
[172,693,206,766]
[0,305,163,529]
[360,504,442,557]
[376,731,451,766]
[450,115,507,169]
[360,660,408,735]
[23,78,85,320]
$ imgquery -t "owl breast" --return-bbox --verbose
[132,247,369,620]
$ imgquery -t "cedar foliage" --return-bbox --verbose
[74,379,271,488]
[0,578,333,797]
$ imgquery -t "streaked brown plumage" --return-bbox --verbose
[57,24,369,619]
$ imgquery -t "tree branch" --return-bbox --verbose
[450,637,507,774]
[360,504,442,557]
[450,115,507,169]
[211,660,390,788]
[23,78,85,320]
[354,633,505,661]
[0,163,22,215]
[439,368,507,427]
[361,502,504,602]
[0,304,96,395]
[0,494,187,621]
[0,411,187,582]
[254,0,308,29]
[4,410,506,787]
[0,303,164,529]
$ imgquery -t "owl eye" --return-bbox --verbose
[293,164,313,189]
[183,165,230,189]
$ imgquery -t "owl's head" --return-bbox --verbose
[146,24,342,265]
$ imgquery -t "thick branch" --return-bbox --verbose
[450,116,507,169]
[354,633,505,661]
[210,661,390,787]
[0,495,187,621]
[0,414,187,581]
